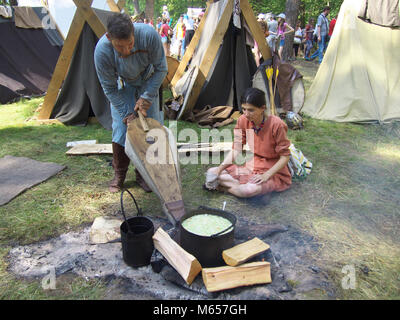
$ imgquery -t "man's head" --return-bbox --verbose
[106,13,134,58]
[323,6,331,15]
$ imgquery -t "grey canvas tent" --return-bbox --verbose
[49,9,118,130]
[38,0,127,129]
[170,0,271,120]
[0,6,63,104]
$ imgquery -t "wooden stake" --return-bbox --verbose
[222,237,270,266]
[202,262,271,292]
[153,228,202,285]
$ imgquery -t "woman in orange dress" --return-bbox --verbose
[206,88,292,199]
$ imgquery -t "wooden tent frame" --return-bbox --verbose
[170,0,271,119]
[38,0,126,120]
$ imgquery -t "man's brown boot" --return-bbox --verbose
[135,168,152,193]
[109,143,130,193]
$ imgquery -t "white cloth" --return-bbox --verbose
[0,5,12,18]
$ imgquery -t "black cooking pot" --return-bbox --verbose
[120,189,154,268]
[179,206,236,267]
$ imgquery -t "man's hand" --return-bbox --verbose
[134,98,151,117]
[123,112,137,125]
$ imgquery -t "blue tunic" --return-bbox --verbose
[94,23,167,146]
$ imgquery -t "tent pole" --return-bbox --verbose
[38,2,93,120]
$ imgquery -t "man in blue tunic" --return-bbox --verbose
[94,13,167,193]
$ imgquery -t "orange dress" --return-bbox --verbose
[226,114,292,195]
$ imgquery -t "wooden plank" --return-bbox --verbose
[162,56,180,89]
[170,1,211,88]
[66,144,112,155]
[241,0,271,61]
[73,0,106,39]
[153,228,202,285]
[126,117,185,223]
[38,8,89,119]
[222,237,270,266]
[116,0,126,12]
[107,0,120,12]
[202,262,271,292]
[179,0,234,119]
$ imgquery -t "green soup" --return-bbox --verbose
[181,214,233,237]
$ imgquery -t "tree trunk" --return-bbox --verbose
[145,0,154,20]
[133,0,140,15]
[281,0,301,62]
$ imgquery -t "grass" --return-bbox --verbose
[1,62,400,300]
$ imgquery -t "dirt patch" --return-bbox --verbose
[7,215,336,300]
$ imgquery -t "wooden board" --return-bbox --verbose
[126,118,185,223]
[241,0,271,61]
[66,144,112,155]
[153,228,202,285]
[162,56,180,89]
[222,237,270,266]
[202,261,271,292]
[73,0,106,39]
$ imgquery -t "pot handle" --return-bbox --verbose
[120,189,143,233]
[210,224,234,238]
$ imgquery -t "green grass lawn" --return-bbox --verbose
[1,64,399,300]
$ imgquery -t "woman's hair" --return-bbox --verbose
[258,20,267,34]
[107,13,134,39]
[240,88,266,108]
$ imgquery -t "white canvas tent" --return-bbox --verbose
[302,0,400,123]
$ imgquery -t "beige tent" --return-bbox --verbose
[302,0,400,123]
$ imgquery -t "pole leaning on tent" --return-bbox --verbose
[38,0,125,121]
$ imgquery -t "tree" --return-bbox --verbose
[145,0,154,21]
[281,0,301,61]
[0,0,18,5]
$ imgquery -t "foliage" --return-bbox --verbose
[124,0,343,27]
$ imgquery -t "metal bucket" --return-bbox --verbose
[179,206,236,267]
[120,189,154,268]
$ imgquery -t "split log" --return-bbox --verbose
[152,228,202,285]
[202,262,271,292]
[222,237,270,266]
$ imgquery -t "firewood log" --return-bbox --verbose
[153,227,202,285]
[202,262,271,292]
[222,237,270,266]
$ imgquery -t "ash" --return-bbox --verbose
[7,216,336,300]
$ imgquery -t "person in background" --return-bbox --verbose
[266,13,278,53]
[156,17,162,33]
[205,88,291,203]
[175,15,185,60]
[159,18,172,56]
[94,13,167,193]
[277,13,294,61]
[328,15,337,42]
[304,18,315,60]
[254,19,269,67]
[162,5,169,21]
[310,6,330,64]
[293,20,303,59]
[183,14,195,53]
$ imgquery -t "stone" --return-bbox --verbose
[89,216,122,244]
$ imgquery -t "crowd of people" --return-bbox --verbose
[132,5,205,59]
[256,6,337,64]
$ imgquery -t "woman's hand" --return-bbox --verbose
[249,172,271,185]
